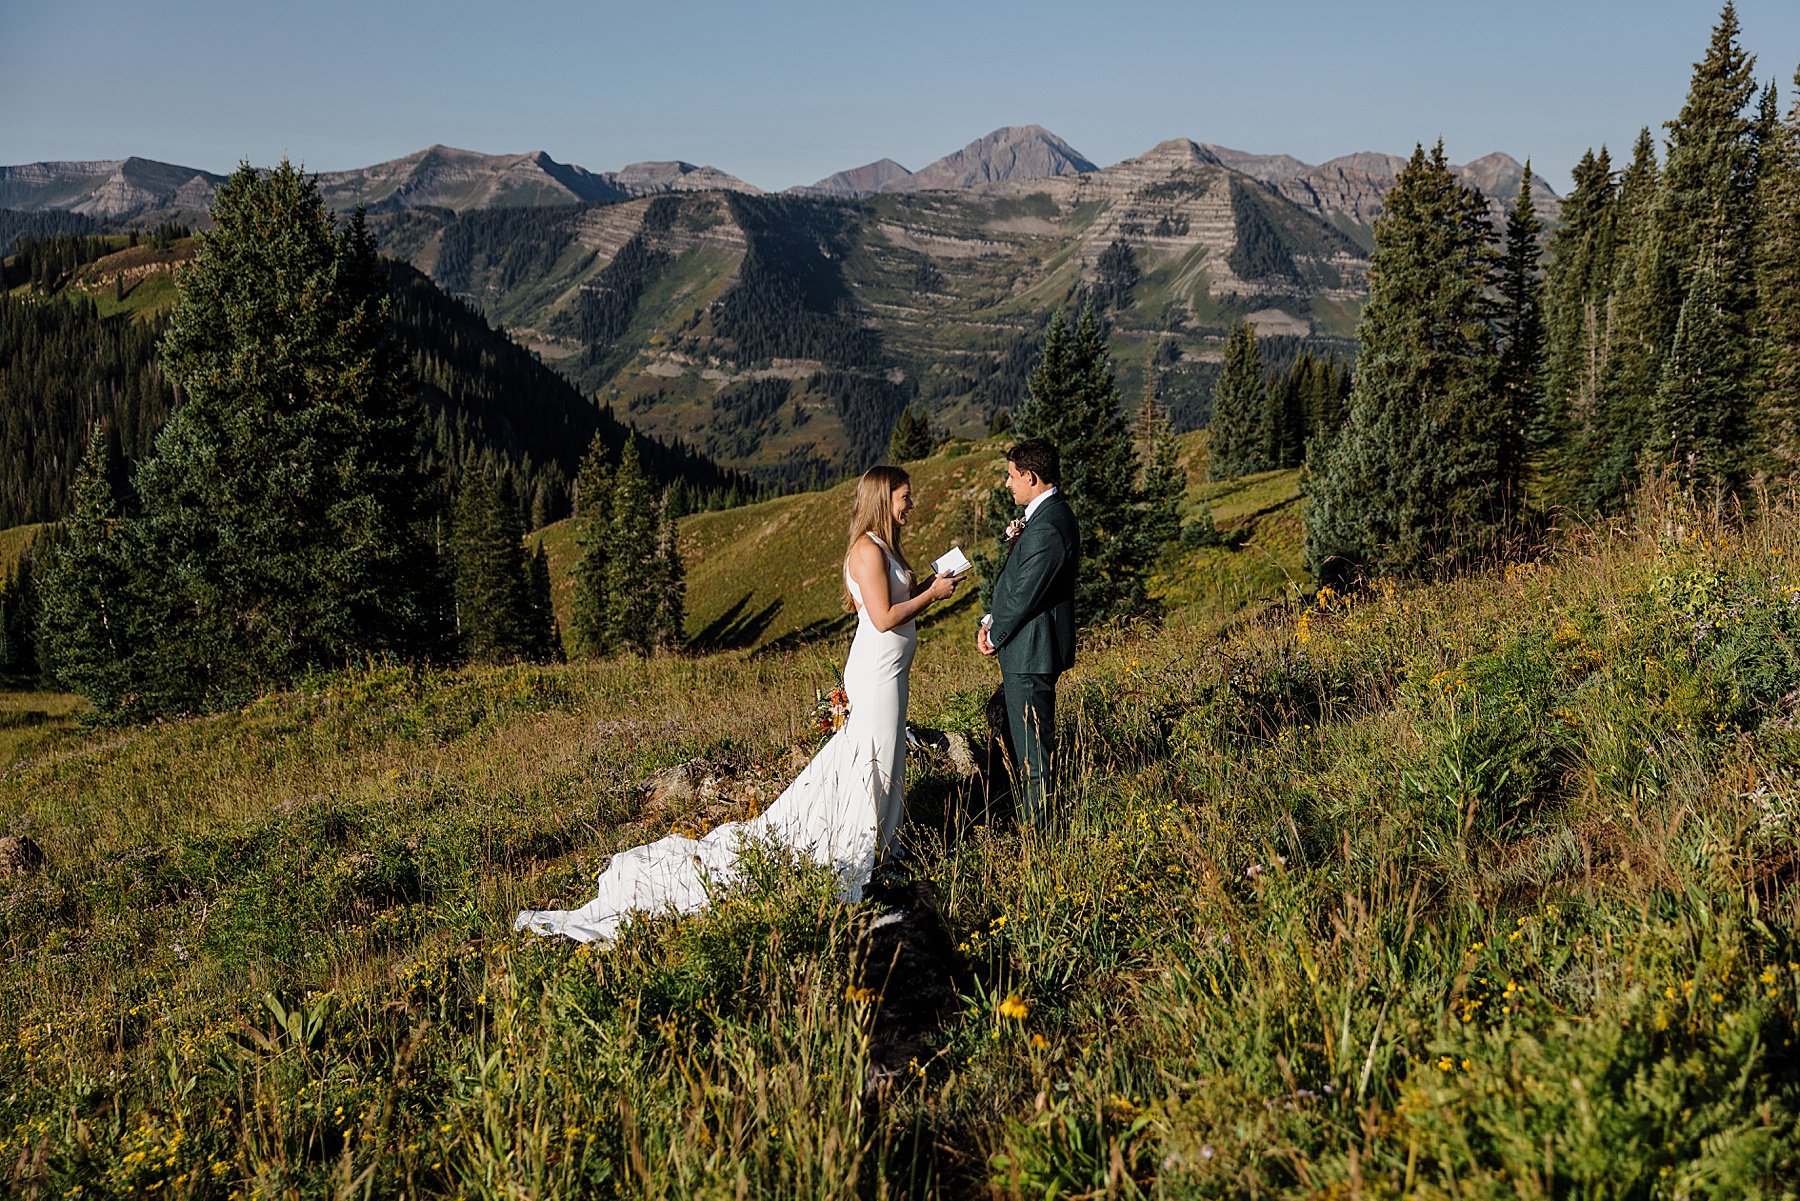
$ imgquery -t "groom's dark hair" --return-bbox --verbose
[1006,438,1060,486]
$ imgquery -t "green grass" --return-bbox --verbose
[5,471,1800,1197]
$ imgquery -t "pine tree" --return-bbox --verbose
[1302,354,1350,459]
[888,404,935,462]
[654,495,687,653]
[1305,143,1503,584]
[1752,71,1800,472]
[1589,129,1668,510]
[1207,322,1266,480]
[450,468,549,662]
[1134,367,1184,545]
[604,438,662,655]
[1541,147,1617,505]
[526,543,561,661]
[570,433,614,657]
[36,431,145,715]
[1622,3,1759,495]
[112,164,449,712]
[1654,252,1750,492]
[0,526,52,682]
[1495,162,1546,508]
[1265,355,1310,469]
[1013,308,1152,622]
[1660,4,1759,302]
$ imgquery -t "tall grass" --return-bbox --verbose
[3,484,1799,1197]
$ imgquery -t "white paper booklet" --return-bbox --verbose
[932,545,972,576]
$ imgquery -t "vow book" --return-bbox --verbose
[932,546,972,577]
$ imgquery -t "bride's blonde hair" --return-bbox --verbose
[842,465,913,612]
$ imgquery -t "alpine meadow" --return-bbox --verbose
[3,5,1800,1198]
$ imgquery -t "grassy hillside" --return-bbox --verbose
[5,472,1799,1195]
[533,433,1305,655]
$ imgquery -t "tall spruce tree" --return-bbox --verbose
[1639,6,1760,492]
[99,164,451,712]
[1305,142,1503,584]
[36,431,146,715]
[1134,368,1185,545]
[1586,129,1669,510]
[1013,307,1152,623]
[451,468,548,662]
[1654,252,1750,492]
[526,543,561,661]
[1541,147,1618,506]
[1264,358,1308,470]
[0,527,52,683]
[1495,163,1547,506]
[604,438,663,655]
[569,432,614,657]
[1660,4,1759,305]
[1752,71,1800,472]
[888,404,935,462]
[1207,322,1267,480]
[653,496,687,653]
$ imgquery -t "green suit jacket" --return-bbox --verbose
[989,491,1080,676]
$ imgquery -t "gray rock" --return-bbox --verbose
[0,834,45,876]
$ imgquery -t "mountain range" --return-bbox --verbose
[0,125,1559,233]
[2,125,1562,483]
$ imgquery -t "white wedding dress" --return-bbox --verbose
[515,533,916,943]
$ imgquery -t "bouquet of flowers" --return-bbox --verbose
[813,685,851,736]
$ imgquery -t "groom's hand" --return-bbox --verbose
[978,625,996,656]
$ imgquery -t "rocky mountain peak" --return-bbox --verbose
[898,125,1096,192]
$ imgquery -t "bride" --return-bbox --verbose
[515,465,962,943]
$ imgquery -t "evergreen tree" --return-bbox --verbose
[105,164,450,712]
[603,438,662,655]
[1654,252,1750,492]
[1659,3,1759,303]
[654,495,687,653]
[36,431,145,715]
[0,526,52,682]
[1752,71,1800,472]
[1541,147,1617,504]
[1616,2,1760,495]
[1264,355,1311,469]
[1302,354,1351,457]
[1134,368,1185,545]
[570,433,614,657]
[888,403,936,462]
[1207,322,1267,480]
[450,468,543,662]
[1305,143,1503,584]
[1013,308,1153,622]
[526,543,561,661]
[1495,162,1547,506]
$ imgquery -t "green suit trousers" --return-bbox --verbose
[1003,670,1057,827]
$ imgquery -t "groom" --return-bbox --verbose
[979,438,1079,827]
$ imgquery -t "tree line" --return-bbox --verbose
[1247,4,1800,585]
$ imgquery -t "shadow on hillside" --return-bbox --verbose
[754,612,855,657]
[690,593,784,652]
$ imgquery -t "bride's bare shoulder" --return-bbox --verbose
[845,536,884,570]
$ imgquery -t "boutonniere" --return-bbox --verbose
[1005,517,1027,544]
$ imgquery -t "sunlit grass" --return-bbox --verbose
[4,476,1800,1196]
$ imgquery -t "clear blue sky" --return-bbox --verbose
[4,0,1797,193]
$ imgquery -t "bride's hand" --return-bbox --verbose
[926,572,959,602]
